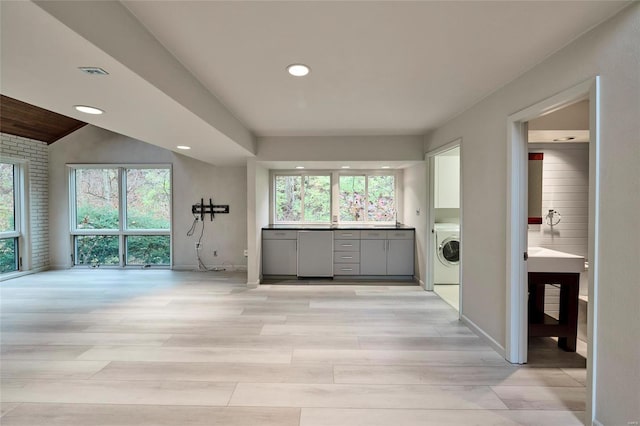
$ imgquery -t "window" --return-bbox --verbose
[0,162,20,273]
[274,174,331,223]
[273,170,397,224]
[70,165,171,267]
[339,173,396,223]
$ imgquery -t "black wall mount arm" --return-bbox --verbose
[192,198,229,221]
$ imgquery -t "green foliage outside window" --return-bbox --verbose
[73,167,171,267]
[126,169,171,229]
[275,176,301,221]
[303,176,330,222]
[275,175,330,223]
[367,175,395,221]
[75,235,119,266]
[0,163,15,232]
[126,236,170,265]
[339,176,366,221]
[0,238,17,273]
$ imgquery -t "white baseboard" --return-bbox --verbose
[172,264,247,272]
[592,419,603,426]
[461,314,506,358]
[0,266,50,282]
[418,279,426,289]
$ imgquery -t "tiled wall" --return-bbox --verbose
[527,143,589,258]
[1,132,50,270]
[528,143,589,315]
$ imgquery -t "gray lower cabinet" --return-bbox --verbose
[387,239,414,275]
[360,230,414,276]
[297,231,333,277]
[360,239,388,275]
[262,231,297,275]
[334,230,361,275]
[263,228,414,278]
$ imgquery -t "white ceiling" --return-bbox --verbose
[0,1,629,165]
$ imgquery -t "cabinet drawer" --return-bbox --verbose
[334,252,360,264]
[360,230,388,239]
[263,230,298,240]
[333,263,360,275]
[333,230,361,240]
[387,230,414,240]
[334,240,360,252]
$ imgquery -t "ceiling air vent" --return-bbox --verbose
[78,67,109,76]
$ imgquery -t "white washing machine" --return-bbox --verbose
[434,223,460,284]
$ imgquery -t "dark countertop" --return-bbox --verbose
[263,224,415,231]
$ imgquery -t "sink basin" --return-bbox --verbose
[527,247,585,273]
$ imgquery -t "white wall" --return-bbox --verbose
[48,125,247,271]
[1,132,49,271]
[425,4,639,423]
[402,162,427,286]
[246,159,269,286]
[258,135,423,161]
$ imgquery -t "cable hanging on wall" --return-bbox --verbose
[186,197,231,272]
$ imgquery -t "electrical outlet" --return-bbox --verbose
[243,249,248,257]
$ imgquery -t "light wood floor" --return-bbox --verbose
[0,270,586,425]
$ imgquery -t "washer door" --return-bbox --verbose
[438,237,460,266]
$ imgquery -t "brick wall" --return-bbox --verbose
[1,132,50,270]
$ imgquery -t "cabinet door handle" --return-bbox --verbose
[383,240,386,251]
[342,233,353,237]
[341,256,353,259]
[341,244,353,247]
[341,268,353,271]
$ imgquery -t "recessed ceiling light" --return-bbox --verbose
[287,64,310,77]
[381,166,391,169]
[341,166,351,169]
[74,105,104,115]
[176,145,191,150]
[552,136,576,142]
[295,166,305,169]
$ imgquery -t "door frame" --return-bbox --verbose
[426,139,462,316]
[505,77,600,420]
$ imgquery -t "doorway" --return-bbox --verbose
[525,100,590,367]
[506,78,600,420]
[427,141,461,313]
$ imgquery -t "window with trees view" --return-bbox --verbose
[340,174,396,222]
[273,171,396,224]
[71,166,171,267]
[275,174,331,223]
[1,162,19,273]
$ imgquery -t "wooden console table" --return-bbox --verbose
[528,272,579,352]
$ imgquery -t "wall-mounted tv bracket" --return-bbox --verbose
[192,198,230,221]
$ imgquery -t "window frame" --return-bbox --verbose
[271,171,333,225]
[337,170,398,225]
[0,158,26,274]
[68,164,172,268]
[270,169,399,225]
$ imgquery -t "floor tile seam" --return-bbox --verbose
[232,382,524,391]
[0,402,22,417]
[485,385,512,410]
[1,401,301,410]
[297,407,588,412]
[1,377,242,385]
[227,403,514,410]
